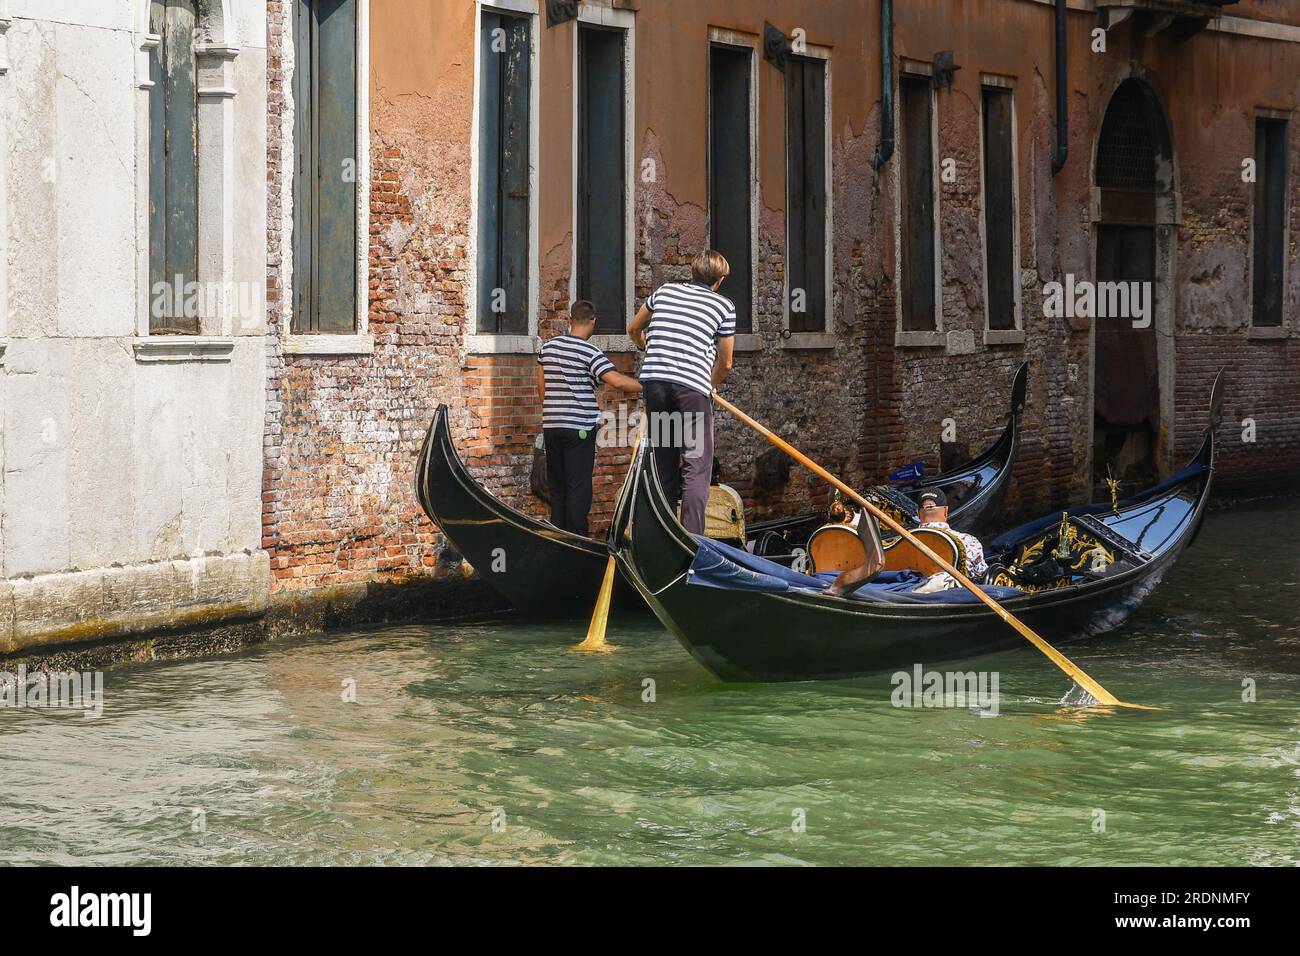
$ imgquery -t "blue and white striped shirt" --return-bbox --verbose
[639,281,736,396]
[538,334,616,430]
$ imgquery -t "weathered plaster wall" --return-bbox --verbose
[0,0,269,652]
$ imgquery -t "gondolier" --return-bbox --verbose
[628,250,736,534]
[537,300,642,537]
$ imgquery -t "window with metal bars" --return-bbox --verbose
[1096,81,1160,193]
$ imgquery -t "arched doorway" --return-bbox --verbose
[1091,76,1177,497]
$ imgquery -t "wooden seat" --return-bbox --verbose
[882,527,967,577]
[807,524,866,574]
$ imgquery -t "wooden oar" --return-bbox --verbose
[712,392,1154,711]
[576,555,617,652]
[577,422,645,653]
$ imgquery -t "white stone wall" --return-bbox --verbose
[0,0,269,651]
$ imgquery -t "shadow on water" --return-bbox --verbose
[1,503,1298,865]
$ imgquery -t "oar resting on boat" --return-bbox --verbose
[608,372,1222,693]
[413,360,1027,621]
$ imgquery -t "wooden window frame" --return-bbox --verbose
[979,74,1024,346]
[466,0,541,355]
[569,2,635,354]
[706,29,761,353]
[148,0,201,336]
[283,0,372,356]
[132,0,242,362]
[781,42,833,350]
[0,6,11,367]
[1248,108,1292,336]
[894,61,943,348]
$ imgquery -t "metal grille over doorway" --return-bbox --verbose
[1096,82,1161,192]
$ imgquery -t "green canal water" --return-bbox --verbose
[2,502,1298,866]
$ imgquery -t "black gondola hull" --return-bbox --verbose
[611,389,1215,682]
[414,406,637,618]
[414,363,1027,621]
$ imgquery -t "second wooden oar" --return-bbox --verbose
[577,421,646,653]
[712,391,1153,711]
[576,555,617,652]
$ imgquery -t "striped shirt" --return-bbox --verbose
[538,334,615,430]
[639,281,736,396]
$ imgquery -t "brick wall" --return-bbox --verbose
[262,0,1299,606]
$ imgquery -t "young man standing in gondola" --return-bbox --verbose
[627,250,736,535]
[536,300,643,537]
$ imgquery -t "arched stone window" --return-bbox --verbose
[1090,74,1179,494]
[1095,79,1174,194]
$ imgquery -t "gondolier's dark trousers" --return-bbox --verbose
[643,380,714,535]
[544,427,598,536]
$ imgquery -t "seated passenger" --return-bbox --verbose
[914,488,987,588]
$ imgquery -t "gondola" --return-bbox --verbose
[610,373,1223,682]
[744,361,1027,554]
[413,363,1025,619]
[413,404,640,618]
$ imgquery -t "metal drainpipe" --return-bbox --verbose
[1052,0,1068,174]
[873,0,895,169]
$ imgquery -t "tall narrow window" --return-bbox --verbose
[576,24,626,335]
[982,86,1016,331]
[149,0,199,334]
[477,9,531,335]
[1253,117,1288,328]
[293,0,358,334]
[785,55,827,333]
[900,73,937,332]
[709,43,753,334]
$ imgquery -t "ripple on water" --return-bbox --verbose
[2,504,1299,864]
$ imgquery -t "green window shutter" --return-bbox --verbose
[982,87,1016,332]
[786,56,826,333]
[293,0,358,334]
[900,75,936,332]
[799,58,827,331]
[577,26,626,335]
[149,0,200,334]
[709,45,753,334]
[314,0,358,332]
[1252,118,1287,328]
[478,12,531,335]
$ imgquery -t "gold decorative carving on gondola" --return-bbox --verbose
[1105,465,1122,517]
[995,517,1117,591]
[862,486,920,530]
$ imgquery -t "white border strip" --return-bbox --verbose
[465,0,542,356]
[781,39,835,350]
[571,1,637,354]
